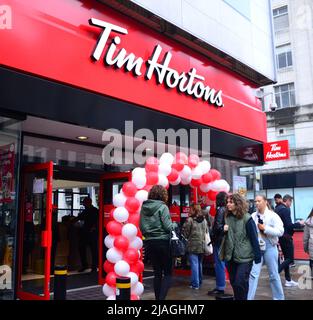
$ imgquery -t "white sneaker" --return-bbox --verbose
[285,280,298,287]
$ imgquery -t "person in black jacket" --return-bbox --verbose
[208,191,227,296]
[275,194,304,286]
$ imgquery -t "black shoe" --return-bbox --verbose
[208,288,224,295]
[90,268,98,273]
[78,267,88,273]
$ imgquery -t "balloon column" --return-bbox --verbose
[102,152,230,300]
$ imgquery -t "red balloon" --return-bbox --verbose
[143,185,152,192]
[172,152,188,172]
[208,190,218,201]
[146,171,159,185]
[125,197,141,213]
[105,272,117,287]
[128,213,140,227]
[172,161,184,172]
[103,260,115,273]
[124,248,140,264]
[122,182,138,197]
[132,260,144,273]
[131,295,140,300]
[167,168,179,182]
[175,152,188,164]
[190,178,202,188]
[188,154,199,168]
[106,220,122,236]
[114,235,130,252]
[109,208,115,220]
[202,172,213,184]
[145,157,159,172]
[209,169,221,181]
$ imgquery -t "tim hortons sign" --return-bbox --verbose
[89,18,224,108]
[263,140,290,161]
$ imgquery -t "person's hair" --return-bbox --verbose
[216,191,228,207]
[256,194,273,211]
[307,208,313,220]
[83,197,92,206]
[226,193,248,219]
[189,203,203,218]
[274,193,282,199]
[148,185,168,203]
[283,194,293,202]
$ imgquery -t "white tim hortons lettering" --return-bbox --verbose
[270,143,281,152]
[89,18,128,61]
[105,36,143,76]
[266,151,286,159]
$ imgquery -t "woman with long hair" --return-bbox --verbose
[303,208,313,278]
[140,185,175,300]
[182,203,208,289]
[219,193,261,300]
[248,195,285,300]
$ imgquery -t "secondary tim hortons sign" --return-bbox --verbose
[263,140,290,162]
[89,18,224,108]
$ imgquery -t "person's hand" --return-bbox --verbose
[258,223,265,232]
[224,224,229,232]
[299,219,305,225]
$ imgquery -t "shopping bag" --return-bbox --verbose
[204,232,213,255]
[170,231,187,257]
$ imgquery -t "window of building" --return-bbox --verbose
[274,83,296,108]
[223,0,251,20]
[276,126,296,149]
[276,44,293,69]
[273,6,289,31]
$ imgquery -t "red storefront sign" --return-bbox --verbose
[263,140,289,161]
[0,0,267,143]
[0,143,15,203]
[169,204,180,223]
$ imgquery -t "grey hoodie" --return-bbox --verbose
[303,217,313,259]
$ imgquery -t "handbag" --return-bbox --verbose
[170,231,187,257]
[204,231,213,255]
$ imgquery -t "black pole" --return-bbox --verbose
[54,265,67,300]
[116,277,131,300]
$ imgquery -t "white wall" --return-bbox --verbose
[131,0,275,81]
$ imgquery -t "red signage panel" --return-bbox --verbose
[264,140,290,162]
[0,0,267,142]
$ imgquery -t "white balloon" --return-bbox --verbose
[127,272,139,287]
[170,176,181,186]
[113,207,129,223]
[132,167,146,177]
[159,153,174,166]
[210,180,221,192]
[200,183,210,193]
[158,163,172,176]
[122,223,138,240]
[114,260,130,276]
[113,192,127,207]
[129,236,143,250]
[135,190,148,203]
[191,166,203,180]
[131,281,144,296]
[158,174,168,188]
[216,179,230,192]
[180,175,192,185]
[132,174,147,189]
[102,284,115,297]
[180,165,192,179]
[198,160,211,174]
[107,295,116,300]
[106,247,123,263]
[104,235,115,249]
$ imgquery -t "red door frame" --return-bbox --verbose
[98,172,131,285]
[17,162,53,300]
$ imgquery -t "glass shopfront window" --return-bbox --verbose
[0,116,21,300]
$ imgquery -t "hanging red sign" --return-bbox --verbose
[263,140,289,162]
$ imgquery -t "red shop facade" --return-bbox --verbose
[0,0,271,300]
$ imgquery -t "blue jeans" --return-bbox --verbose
[213,244,226,290]
[189,254,203,288]
[248,239,285,300]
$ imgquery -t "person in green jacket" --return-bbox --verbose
[140,185,175,300]
[219,193,261,300]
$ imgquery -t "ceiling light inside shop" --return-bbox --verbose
[76,136,88,141]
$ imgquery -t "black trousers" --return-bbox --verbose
[78,231,98,269]
[226,260,253,300]
[146,239,172,300]
[278,236,294,281]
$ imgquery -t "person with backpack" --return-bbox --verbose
[182,203,208,290]
[219,193,261,300]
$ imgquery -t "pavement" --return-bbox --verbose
[66,260,312,300]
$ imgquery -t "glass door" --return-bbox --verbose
[17,162,53,300]
[98,172,131,285]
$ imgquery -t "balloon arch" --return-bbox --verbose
[102,152,230,300]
